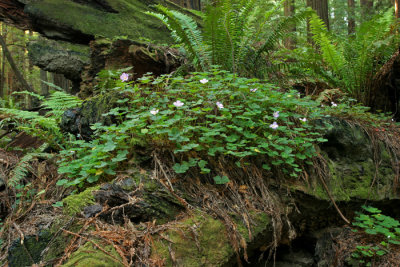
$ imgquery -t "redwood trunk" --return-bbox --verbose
[360,0,374,21]
[308,0,330,30]
[0,33,33,93]
[348,0,355,34]
[284,0,296,49]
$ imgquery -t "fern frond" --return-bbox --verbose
[41,91,82,120]
[8,152,53,188]
[256,9,313,57]
[309,13,345,76]
[146,5,211,70]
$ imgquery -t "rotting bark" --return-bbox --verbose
[79,38,185,97]
[0,0,32,30]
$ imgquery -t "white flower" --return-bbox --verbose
[250,88,258,92]
[200,78,209,84]
[173,100,184,107]
[120,73,129,82]
[388,235,391,238]
[269,122,279,129]
[331,102,337,107]
[216,101,224,109]
[321,104,324,107]
[300,118,307,122]
[150,109,159,115]
[273,111,280,118]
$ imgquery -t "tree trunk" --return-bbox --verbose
[284,0,296,49]
[360,0,374,21]
[396,0,400,18]
[311,0,330,30]
[0,22,5,98]
[0,33,33,93]
[40,69,48,96]
[348,0,356,34]
[170,0,201,10]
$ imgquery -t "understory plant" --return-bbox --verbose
[351,205,400,266]
[0,90,82,148]
[146,0,312,76]
[57,69,328,187]
[301,9,400,105]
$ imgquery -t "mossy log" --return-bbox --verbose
[0,0,190,45]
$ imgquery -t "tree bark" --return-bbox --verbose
[360,0,374,21]
[0,33,33,93]
[170,0,201,10]
[396,0,400,18]
[284,0,296,49]
[40,69,48,96]
[0,22,5,98]
[348,0,356,34]
[308,0,330,30]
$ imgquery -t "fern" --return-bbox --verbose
[304,9,400,104]
[0,90,82,148]
[309,13,346,75]
[146,5,211,71]
[8,149,53,188]
[41,91,82,120]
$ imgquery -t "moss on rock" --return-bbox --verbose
[25,0,173,44]
[63,186,100,216]
[151,211,271,266]
[61,241,124,267]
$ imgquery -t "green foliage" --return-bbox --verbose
[41,91,82,120]
[146,5,210,71]
[57,123,130,187]
[351,205,400,265]
[58,69,328,187]
[0,89,82,148]
[304,10,400,105]
[147,1,310,75]
[8,149,52,188]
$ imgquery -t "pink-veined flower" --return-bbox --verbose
[273,111,280,118]
[300,118,307,122]
[250,88,258,92]
[331,102,337,107]
[120,73,129,82]
[200,78,209,84]
[173,100,184,107]
[216,102,224,109]
[269,121,278,129]
[150,109,159,115]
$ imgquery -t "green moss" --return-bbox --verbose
[236,211,271,242]
[309,157,395,201]
[26,0,172,44]
[42,218,85,264]
[152,212,234,266]
[63,186,100,216]
[61,241,124,267]
[7,230,52,266]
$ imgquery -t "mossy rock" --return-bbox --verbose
[8,230,52,267]
[63,186,100,216]
[294,118,398,201]
[151,211,271,266]
[60,91,125,139]
[25,0,174,44]
[60,241,124,267]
